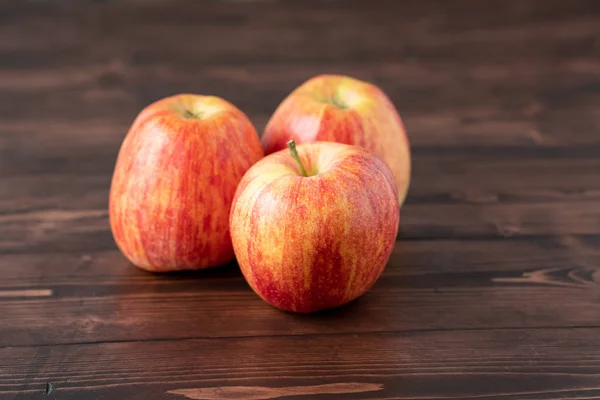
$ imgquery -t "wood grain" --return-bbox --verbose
[1,238,599,347]
[2,199,600,255]
[2,154,600,253]
[1,0,600,398]
[0,0,599,145]
[168,383,384,400]
[4,328,600,399]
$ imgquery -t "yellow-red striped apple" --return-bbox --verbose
[262,74,411,205]
[110,94,263,272]
[230,140,399,313]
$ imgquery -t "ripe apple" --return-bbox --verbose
[109,94,264,272]
[230,140,399,313]
[262,74,411,205]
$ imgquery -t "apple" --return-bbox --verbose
[230,140,399,313]
[261,74,411,205]
[109,94,263,272]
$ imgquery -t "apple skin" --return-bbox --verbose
[262,74,411,205]
[230,141,399,313]
[109,94,264,272]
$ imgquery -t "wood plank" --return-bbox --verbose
[2,197,599,254]
[401,201,600,238]
[2,145,599,217]
[0,175,110,215]
[3,328,600,399]
[4,121,600,175]
[1,0,598,65]
[1,238,599,347]
[2,122,599,250]
[2,237,598,287]
[1,58,599,146]
[0,204,598,254]
[0,1,598,147]
[0,208,112,254]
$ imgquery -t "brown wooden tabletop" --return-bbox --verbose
[2,0,600,399]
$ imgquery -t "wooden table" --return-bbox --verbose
[2,1,600,399]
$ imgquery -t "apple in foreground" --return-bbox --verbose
[261,74,411,205]
[230,140,399,313]
[110,94,264,272]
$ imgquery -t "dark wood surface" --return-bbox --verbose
[2,0,600,399]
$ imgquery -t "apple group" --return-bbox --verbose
[109,75,410,313]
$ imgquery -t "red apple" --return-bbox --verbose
[230,140,399,313]
[109,94,263,272]
[262,74,411,205]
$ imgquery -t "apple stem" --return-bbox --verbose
[287,140,308,177]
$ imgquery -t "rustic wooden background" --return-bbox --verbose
[2,0,600,399]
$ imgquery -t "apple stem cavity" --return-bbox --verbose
[183,109,203,120]
[332,93,348,109]
[287,140,308,177]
